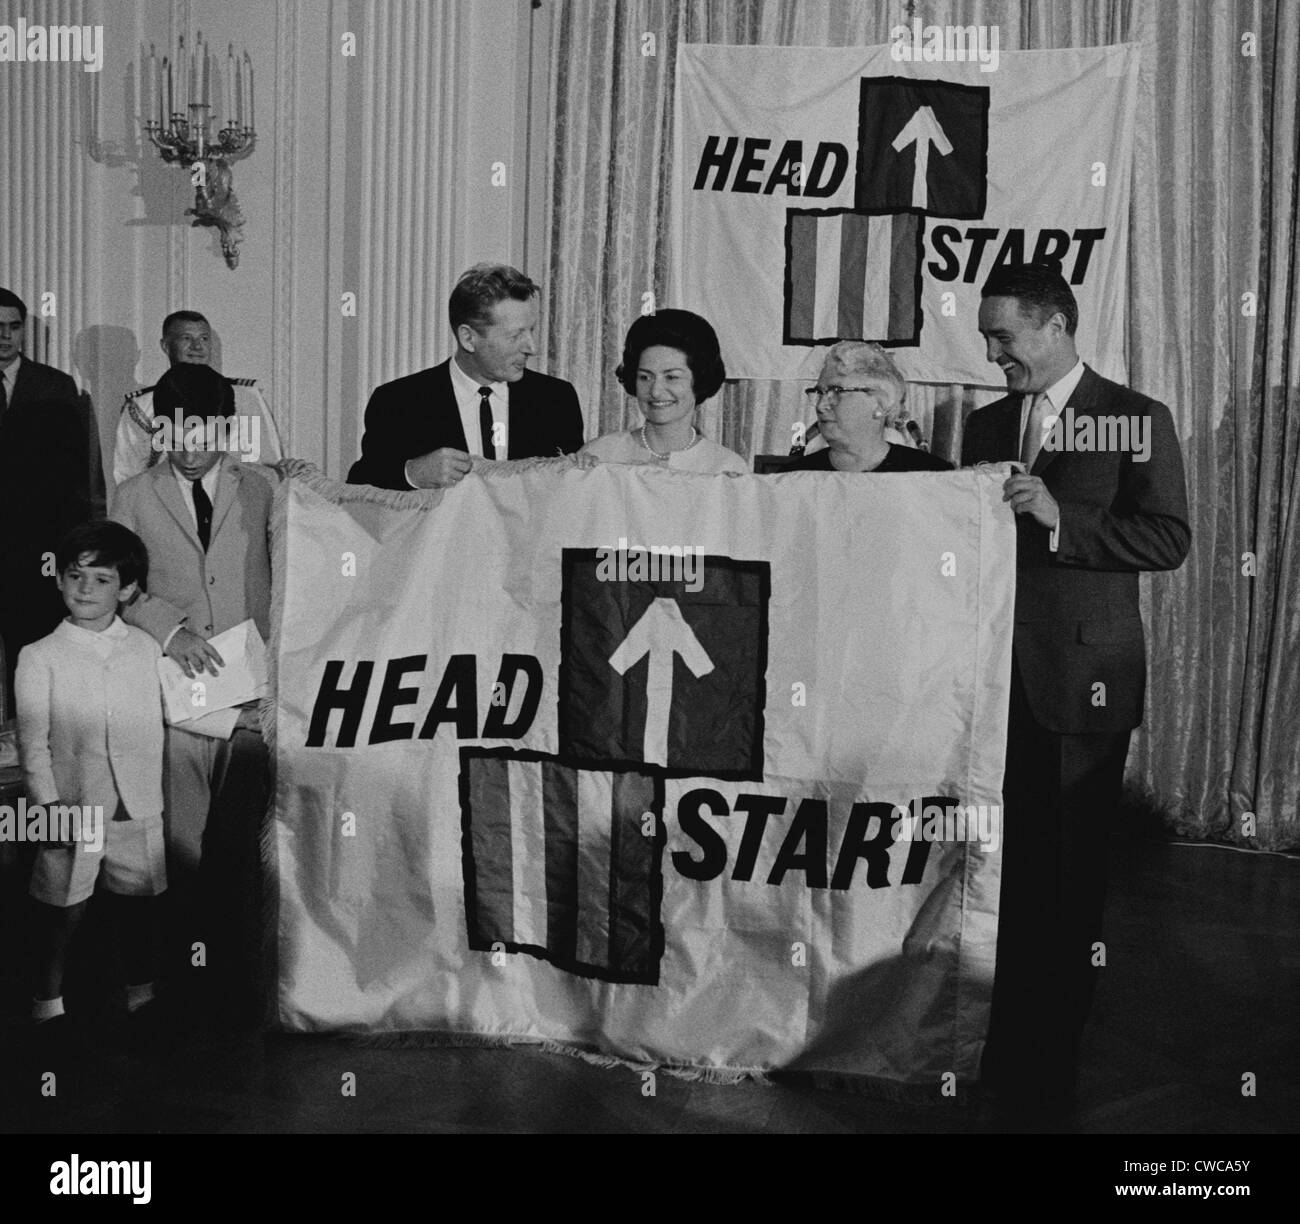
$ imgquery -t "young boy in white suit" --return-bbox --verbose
[16,521,166,1028]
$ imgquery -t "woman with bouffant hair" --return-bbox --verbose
[581,309,748,473]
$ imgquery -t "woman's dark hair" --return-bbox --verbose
[152,362,236,419]
[56,519,149,590]
[615,309,726,403]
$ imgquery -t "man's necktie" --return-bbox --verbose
[478,386,496,460]
[191,478,213,551]
[1020,392,1051,469]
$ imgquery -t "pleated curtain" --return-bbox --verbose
[541,0,1300,849]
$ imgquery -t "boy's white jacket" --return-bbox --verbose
[15,619,165,820]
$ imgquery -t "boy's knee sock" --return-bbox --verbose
[125,981,155,1012]
[32,996,66,1022]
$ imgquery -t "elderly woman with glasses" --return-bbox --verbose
[785,341,952,472]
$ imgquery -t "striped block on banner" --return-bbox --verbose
[460,751,665,985]
[783,209,922,345]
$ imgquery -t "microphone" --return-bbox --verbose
[905,420,929,451]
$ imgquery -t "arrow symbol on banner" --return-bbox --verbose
[608,597,714,766]
[891,105,954,209]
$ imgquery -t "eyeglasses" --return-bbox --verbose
[803,385,880,407]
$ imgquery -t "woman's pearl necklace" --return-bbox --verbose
[639,424,700,461]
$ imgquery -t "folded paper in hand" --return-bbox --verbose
[158,619,267,726]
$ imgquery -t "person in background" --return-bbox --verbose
[783,341,952,473]
[583,309,748,474]
[113,310,283,487]
[0,287,92,716]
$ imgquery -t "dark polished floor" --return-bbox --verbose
[1,830,1296,1136]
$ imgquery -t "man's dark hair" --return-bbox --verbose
[615,309,727,403]
[448,264,539,333]
[980,263,1078,336]
[57,520,148,590]
[0,287,28,322]
[152,362,235,419]
[161,309,210,338]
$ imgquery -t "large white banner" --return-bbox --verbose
[670,41,1139,385]
[272,463,1015,1086]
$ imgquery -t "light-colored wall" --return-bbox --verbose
[2,0,540,484]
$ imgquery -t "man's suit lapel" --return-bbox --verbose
[150,462,204,553]
[435,359,469,453]
[1031,363,1100,478]
[506,370,529,459]
[10,359,31,412]
[209,457,241,543]
[998,396,1021,461]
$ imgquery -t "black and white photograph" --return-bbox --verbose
[0,0,1295,1197]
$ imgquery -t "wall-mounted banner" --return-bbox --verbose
[670,42,1139,385]
[271,461,1015,1086]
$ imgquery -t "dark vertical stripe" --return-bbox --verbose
[541,759,579,962]
[889,213,920,339]
[468,755,514,945]
[788,212,819,341]
[837,212,869,337]
[607,771,658,975]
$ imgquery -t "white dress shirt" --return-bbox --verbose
[403,357,509,488]
[1019,358,1085,450]
[448,354,507,459]
[1,353,21,405]
[170,455,224,530]
[1020,359,1084,552]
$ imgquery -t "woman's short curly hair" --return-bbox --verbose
[615,309,727,403]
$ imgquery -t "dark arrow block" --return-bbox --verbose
[854,76,989,218]
[558,548,769,779]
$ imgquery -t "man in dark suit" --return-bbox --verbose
[961,263,1190,1119]
[0,288,92,715]
[348,263,584,489]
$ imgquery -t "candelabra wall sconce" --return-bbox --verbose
[141,37,255,269]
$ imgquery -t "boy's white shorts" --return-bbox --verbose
[29,814,168,907]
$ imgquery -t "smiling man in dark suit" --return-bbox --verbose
[348,264,584,489]
[0,288,92,714]
[961,263,1190,1120]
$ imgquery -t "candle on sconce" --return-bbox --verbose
[146,44,156,124]
[245,52,253,130]
[234,55,242,127]
[202,35,210,107]
[165,55,173,118]
[226,43,233,126]
[177,36,186,111]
